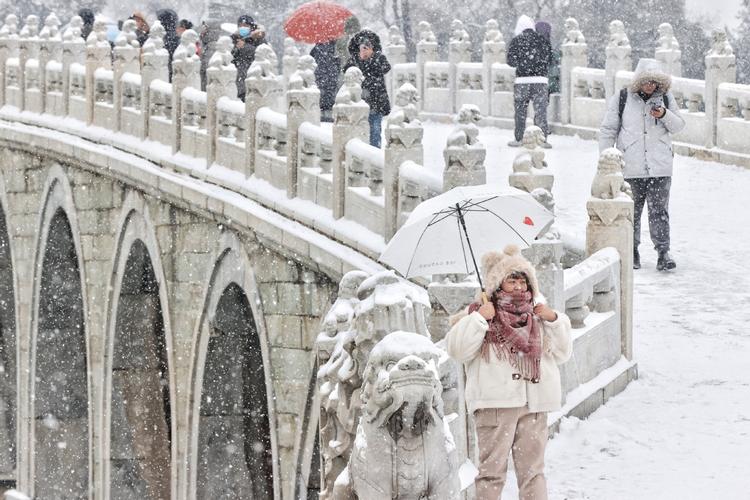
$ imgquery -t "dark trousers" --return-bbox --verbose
[513,83,549,141]
[629,176,672,252]
[368,112,383,148]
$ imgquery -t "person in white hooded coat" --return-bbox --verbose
[599,58,685,271]
[446,245,571,500]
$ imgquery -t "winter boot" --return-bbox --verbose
[656,250,676,271]
[507,140,522,147]
[633,248,641,269]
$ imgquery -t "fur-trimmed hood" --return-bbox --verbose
[481,245,540,299]
[629,58,671,93]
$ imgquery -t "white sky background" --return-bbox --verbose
[685,0,742,29]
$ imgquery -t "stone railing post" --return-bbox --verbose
[140,21,169,139]
[243,46,283,178]
[38,13,61,113]
[586,148,634,359]
[331,67,369,219]
[206,36,237,167]
[442,104,486,191]
[483,19,506,115]
[525,240,565,312]
[170,29,200,154]
[415,21,437,112]
[18,15,40,111]
[560,18,587,124]
[448,19,471,114]
[655,23,682,77]
[384,83,422,239]
[0,15,19,107]
[85,20,111,125]
[604,20,631,100]
[112,29,140,132]
[384,25,406,105]
[704,30,736,149]
[286,55,320,198]
[62,17,85,116]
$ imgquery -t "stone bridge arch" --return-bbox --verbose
[186,232,279,500]
[0,172,18,485]
[103,193,176,500]
[27,165,90,499]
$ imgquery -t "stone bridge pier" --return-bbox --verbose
[0,129,352,499]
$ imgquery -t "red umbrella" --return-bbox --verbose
[284,1,354,44]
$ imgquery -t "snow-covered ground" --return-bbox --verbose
[423,123,750,499]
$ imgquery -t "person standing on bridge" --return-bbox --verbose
[343,29,391,148]
[446,245,572,500]
[599,58,685,271]
[507,15,553,149]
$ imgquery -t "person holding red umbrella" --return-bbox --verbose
[343,30,391,148]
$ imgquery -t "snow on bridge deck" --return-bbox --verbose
[430,121,750,498]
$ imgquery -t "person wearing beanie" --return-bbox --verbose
[507,15,553,149]
[445,245,571,500]
[598,58,685,271]
[231,14,267,101]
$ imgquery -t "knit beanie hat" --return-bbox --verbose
[481,245,540,299]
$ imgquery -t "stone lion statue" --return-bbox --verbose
[335,67,364,104]
[387,83,420,126]
[591,148,631,199]
[208,36,233,69]
[39,13,60,40]
[288,55,317,90]
[608,20,629,47]
[418,21,436,43]
[513,126,548,173]
[446,104,482,148]
[449,19,469,43]
[0,14,18,37]
[484,19,503,43]
[334,331,460,500]
[174,28,199,61]
[709,29,733,56]
[20,15,38,38]
[387,25,405,46]
[62,15,82,42]
[564,17,585,44]
[658,23,680,51]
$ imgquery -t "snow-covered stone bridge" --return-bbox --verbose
[0,11,747,500]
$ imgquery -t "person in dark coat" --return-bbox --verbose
[78,8,95,41]
[507,15,552,148]
[535,21,561,95]
[157,9,180,82]
[310,40,339,122]
[177,19,193,37]
[343,30,391,148]
[231,14,267,102]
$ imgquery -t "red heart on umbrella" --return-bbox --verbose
[523,216,534,226]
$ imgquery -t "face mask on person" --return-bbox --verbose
[238,26,251,38]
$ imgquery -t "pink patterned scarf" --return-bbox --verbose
[469,290,541,383]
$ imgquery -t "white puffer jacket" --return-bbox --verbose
[598,59,686,178]
[445,310,572,414]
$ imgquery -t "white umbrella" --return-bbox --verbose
[379,185,553,290]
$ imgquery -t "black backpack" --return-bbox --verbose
[618,88,669,119]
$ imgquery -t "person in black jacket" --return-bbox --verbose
[78,8,95,41]
[507,15,552,148]
[343,30,391,148]
[310,40,339,122]
[157,9,180,82]
[231,14,267,102]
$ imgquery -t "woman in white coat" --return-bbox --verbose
[446,245,572,500]
[599,58,685,271]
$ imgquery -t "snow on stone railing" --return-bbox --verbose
[215,96,247,174]
[254,106,288,189]
[717,82,750,153]
[571,67,607,128]
[181,87,208,158]
[148,79,173,144]
[92,66,113,129]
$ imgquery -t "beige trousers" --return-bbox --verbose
[474,407,548,500]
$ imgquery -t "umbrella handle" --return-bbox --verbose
[481,291,488,304]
